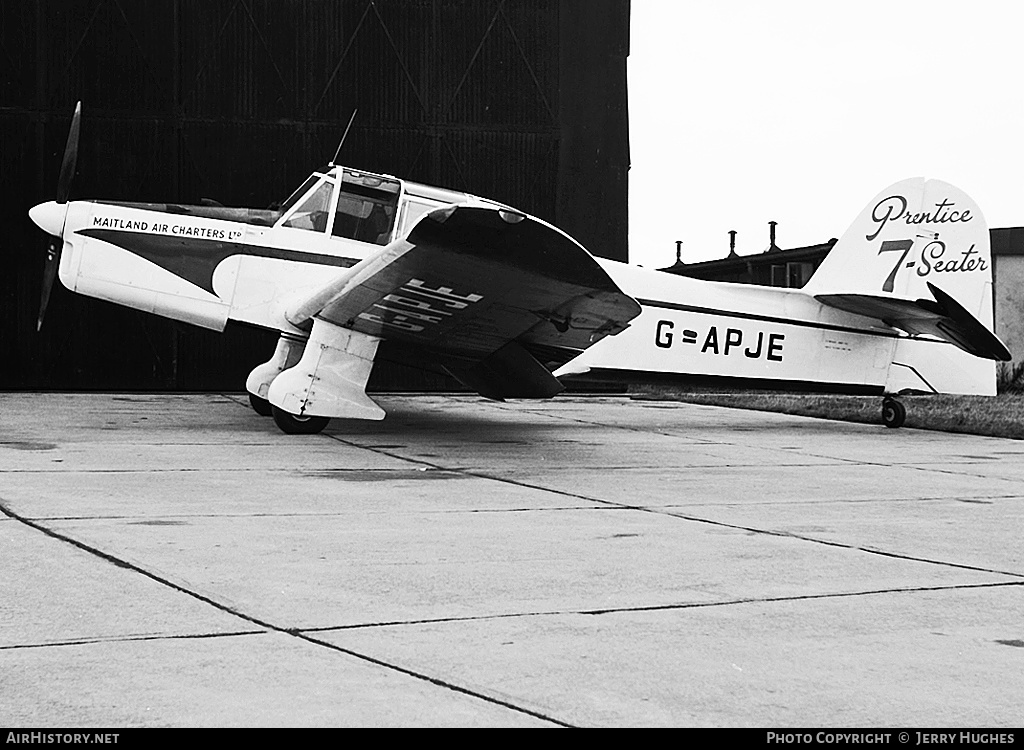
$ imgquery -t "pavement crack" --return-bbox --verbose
[578,580,1024,615]
[319,438,1024,581]
[0,630,265,651]
[292,631,574,727]
[0,499,279,631]
[0,496,572,728]
[492,400,1024,485]
[301,610,569,633]
[297,580,1024,631]
[648,508,1024,579]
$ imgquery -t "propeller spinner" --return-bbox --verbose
[30,100,81,331]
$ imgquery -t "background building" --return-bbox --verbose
[1,0,630,390]
[990,228,1024,382]
[660,223,837,289]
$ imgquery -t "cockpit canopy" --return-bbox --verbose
[278,167,401,246]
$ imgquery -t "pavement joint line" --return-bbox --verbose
[18,506,624,522]
[488,402,733,445]
[228,392,1024,487]
[491,400,887,447]
[578,580,1024,615]
[654,494,1024,508]
[321,437,1024,580]
[1,467,477,475]
[725,450,1024,484]
[0,497,574,728]
[619,502,1024,580]
[16,490,1021,523]
[650,508,1024,579]
[287,631,575,728]
[480,401,1024,483]
[0,498,281,625]
[293,579,1024,634]
[0,630,266,651]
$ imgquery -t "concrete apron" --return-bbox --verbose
[1,393,1022,726]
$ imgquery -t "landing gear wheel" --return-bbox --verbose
[881,397,906,429]
[248,392,273,417]
[271,405,330,435]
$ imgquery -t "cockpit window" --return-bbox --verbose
[332,189,395,245]
[282,180,333,232]
[277,169,401,244]
[279,174,322,214]
[331,172,400,245]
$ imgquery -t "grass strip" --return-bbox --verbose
[631,387,1024,440]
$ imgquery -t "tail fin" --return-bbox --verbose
[805,178,1009,363]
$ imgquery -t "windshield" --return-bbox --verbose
[278,174,322,214]
[276,168,402,244]
[282,180,333,232]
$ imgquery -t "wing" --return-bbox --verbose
[816,282,1011,361]
[287,204,642,398]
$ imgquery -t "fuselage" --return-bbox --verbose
[571,259,994,396]
[33,165,995,399]
[565,260,898,394]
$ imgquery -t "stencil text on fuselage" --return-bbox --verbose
[655,320,784,361]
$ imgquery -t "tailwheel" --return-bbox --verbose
[881,396,907,429]
[248,392,272,417]
[271,405,330,435]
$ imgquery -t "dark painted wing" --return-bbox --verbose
[288,205,641,397]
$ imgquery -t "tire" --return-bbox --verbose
[881,397,906,429]
[249,392,273,417]
[271,405,330,435]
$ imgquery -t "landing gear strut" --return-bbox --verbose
[271,405,331,435]
[881,396,906,429]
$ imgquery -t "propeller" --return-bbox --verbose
[32,101,81,331]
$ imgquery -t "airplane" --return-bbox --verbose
[28,103,1011,434]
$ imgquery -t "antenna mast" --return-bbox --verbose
[330,109,358,167]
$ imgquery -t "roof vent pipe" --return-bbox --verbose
[675,240,683,265]
[769,221,779,252]
[728,230,737,257]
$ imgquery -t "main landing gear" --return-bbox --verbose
[881,396,907,429]
[270,406,331,435]
[248,392,330,434]
[246,321,385,435]
[248,392,273,417]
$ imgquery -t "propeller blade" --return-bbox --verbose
[37,237,62,332]
[56,101,81,204]
[36,101,81,330]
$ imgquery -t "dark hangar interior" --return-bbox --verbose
[1,0,630,390]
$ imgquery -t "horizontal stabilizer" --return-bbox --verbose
[816,282,1010,361]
